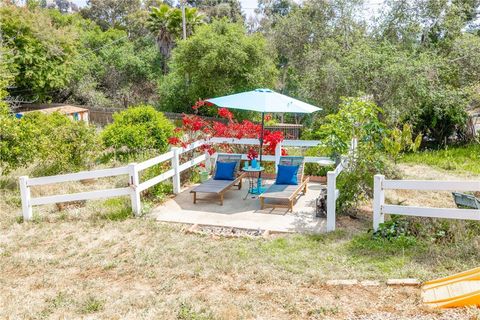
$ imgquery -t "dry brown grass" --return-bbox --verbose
[1,164,479,319]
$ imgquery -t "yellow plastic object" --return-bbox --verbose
[422,267,480,308]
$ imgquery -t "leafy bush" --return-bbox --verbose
[313,97,392,213]
[0,109,38,174]
[383,123,422,164]
[405,89,469,144]
[101,105,174,160]
[22,112,100,176]
[373,216,413,240]
[1,110,99,175]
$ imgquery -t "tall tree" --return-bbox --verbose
[159,19,278,113]
[147,4,204,72]
[187,0,244,22]
[81,0,141,30]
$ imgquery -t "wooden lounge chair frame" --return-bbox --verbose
[259,156,309,212]
[190,153,245,205]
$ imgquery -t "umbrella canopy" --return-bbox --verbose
[205,88,321,114]
[205,89,322,182]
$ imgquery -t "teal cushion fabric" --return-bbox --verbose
[214,161,236,180]
[275,165,299,185]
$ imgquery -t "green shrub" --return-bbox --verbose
[314,97,392,213]
[0,109,38,174]
[405,89,469,144]
[1,110,99,175]
[22,112,99,176]
[101,105,174,160]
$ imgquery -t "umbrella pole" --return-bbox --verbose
[257,112,265,194]
[259,112,265,164]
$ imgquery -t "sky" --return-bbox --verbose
[71,0,386,19]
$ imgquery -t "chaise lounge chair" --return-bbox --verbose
[190,153,245,205]
[259,156,309,212]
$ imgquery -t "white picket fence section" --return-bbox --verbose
[19,137,354,231]
[372,174,480,231]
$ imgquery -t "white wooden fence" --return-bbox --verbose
[372,174,480,231]
[19,139,206,220]
[19,137,352,231]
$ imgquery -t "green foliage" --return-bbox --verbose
[24,112,100,175]
[383,123,422,164]
[80,0,141,30]
[373,216,415,241]
[147,4,204,71]
[1,111,99,175]
[159,19,278,112]
[314,97,385,158]
[0,111,38,174]
[101,105,174,160]
[405,88,469,144]
[1,4,161,108]
[0,5,78,101]
[188,0,244,23]
[312,97,393,213]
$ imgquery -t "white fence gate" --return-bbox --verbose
[19,137,354,232]
[373,174,480,231]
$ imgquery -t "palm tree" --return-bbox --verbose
[147,4,204,73]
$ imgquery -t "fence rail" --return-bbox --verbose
[19,137,351,231]
[372,174,480,231]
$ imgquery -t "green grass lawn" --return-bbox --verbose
[401,143,480,174]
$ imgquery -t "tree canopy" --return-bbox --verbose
[158,19,278,113]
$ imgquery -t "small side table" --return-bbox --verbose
[241,166,266,199]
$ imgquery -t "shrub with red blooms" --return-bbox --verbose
[169,101,287,157]
[218,108,233,121]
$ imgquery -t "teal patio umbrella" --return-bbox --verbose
[206,88,322,163]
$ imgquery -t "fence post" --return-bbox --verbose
[19,176,32,221]
[172,147,181,194]
[373,174,385,231]
[274,141,282,173]
[326,171,336,232]
[128,163,141,216]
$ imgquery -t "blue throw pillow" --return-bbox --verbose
[275,165,299,185]
[214,161,237,180]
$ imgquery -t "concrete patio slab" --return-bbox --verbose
[151,180,327,233]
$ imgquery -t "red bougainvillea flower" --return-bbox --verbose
[247,147,258,160]
[168,137,181,146]
[218,108,233,121]
[263,130,284,154]
[207,147,216,155]
[192,100,206,110]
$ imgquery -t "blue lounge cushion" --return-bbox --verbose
[214,161,236,180]
[275,165,299,185]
